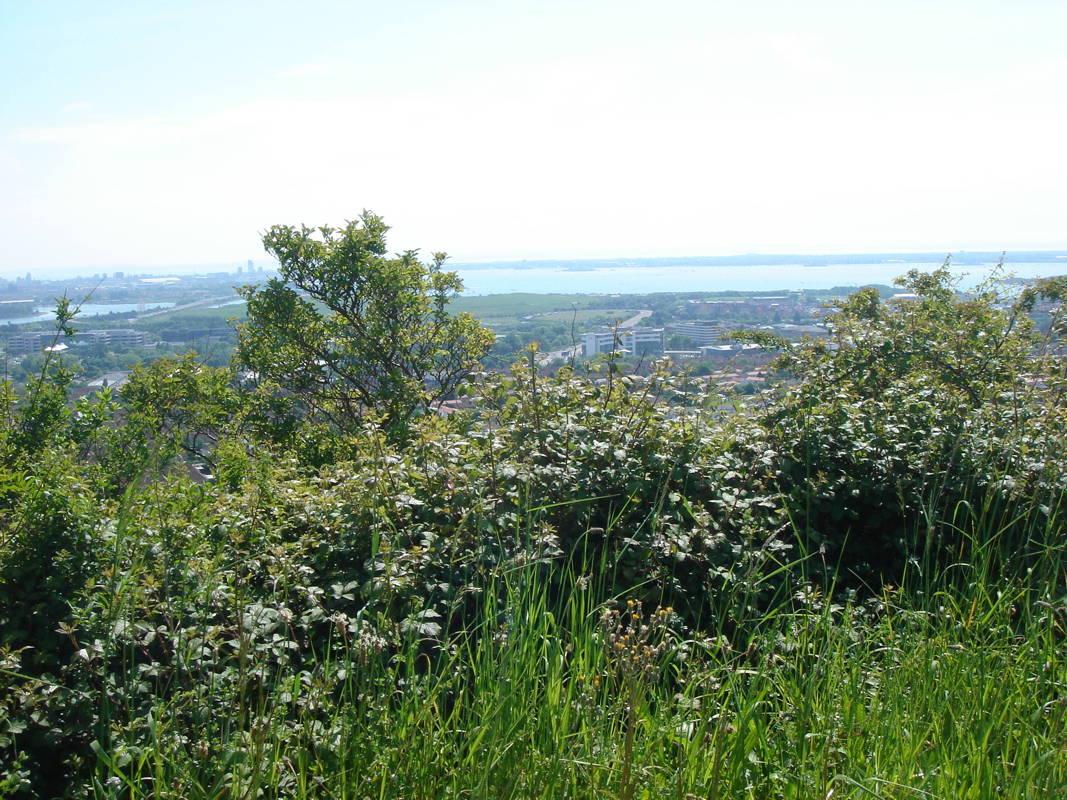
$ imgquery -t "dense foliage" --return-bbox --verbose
[236,212,494,441]
[0,250,1063,797]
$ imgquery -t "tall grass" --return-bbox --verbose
[89,512,1065,800]
[69,396,1066,799]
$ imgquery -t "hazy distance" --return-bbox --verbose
[2,0,1066,277]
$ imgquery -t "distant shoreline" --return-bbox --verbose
[449,250,1067,271]
[10,250,1067,282]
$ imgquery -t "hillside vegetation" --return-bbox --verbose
[1,216,1064,798]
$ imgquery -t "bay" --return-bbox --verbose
[453,261,1066,295]
[0,302,175,326]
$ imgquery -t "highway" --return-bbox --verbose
[135,295,237,320]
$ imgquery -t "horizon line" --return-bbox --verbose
[9,247,1067,281]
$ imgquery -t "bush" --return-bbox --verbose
[0,267,1064,795]
[737,268,1066,586]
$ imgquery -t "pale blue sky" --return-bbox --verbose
[2,0,1066,275]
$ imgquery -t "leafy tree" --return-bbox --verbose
[3,297,79,458]
[236,212,493,440]
[119,354,242,473]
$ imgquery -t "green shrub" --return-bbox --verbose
[0,267,1064,795]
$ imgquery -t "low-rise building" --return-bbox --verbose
[698,342,764,358]
[663,349,701,359]
[74,329,149,348]
[5,328,149,354]
[6,331,52,354]
[583,327,664,357]
[87,371,131,390]
[668,321,725,345]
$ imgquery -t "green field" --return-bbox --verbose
[135,304,247,330]
[451,292,617,318]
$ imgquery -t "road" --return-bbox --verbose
[535,309,652,365]
[617,309,652,328]
[537,343,583,366]
[135,295,238,320]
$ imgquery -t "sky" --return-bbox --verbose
[2,0,1066,277]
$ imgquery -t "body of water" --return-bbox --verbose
[454,261,1067,295]
[0,302,175,326]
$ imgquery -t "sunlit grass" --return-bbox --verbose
[92,555,1065,799]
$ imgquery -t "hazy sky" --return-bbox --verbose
[2,0,1066,276]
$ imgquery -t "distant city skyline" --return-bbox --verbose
[3,1,1066,276]
[8,249,1067,284]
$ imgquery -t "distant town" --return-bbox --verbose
[2,254,1064,398]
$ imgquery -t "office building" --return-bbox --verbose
[583,327,664,357]
[668,321,726,345]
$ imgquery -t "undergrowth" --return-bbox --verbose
[1,263,1065,797]
[83,549,1065,799]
